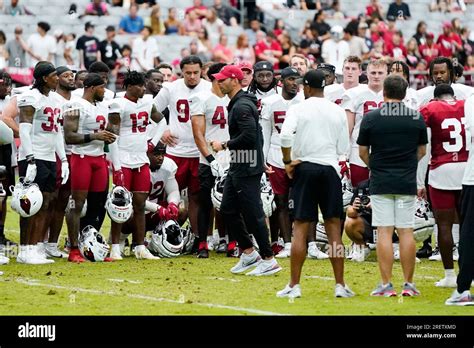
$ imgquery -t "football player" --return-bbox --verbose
[388,60,419,110]
[247,61,280,102]
[190,62,230,258]
[154,55,212,247]
[72,62,116,101]
[324,56,362,106]
[63,73,117,263]
[418,84,468,287]
[16,62,69,264]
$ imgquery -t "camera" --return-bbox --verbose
[356,189,371,215]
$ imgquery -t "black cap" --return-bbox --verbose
[56,66,76,76]
[297,69,326,89]
[106,25,115,32]
[85,21,95,30]
[280,67,300,79]
[33,62,56,80]
[83,73,105,88]
[317,63,336,74]
[253,61,274,73]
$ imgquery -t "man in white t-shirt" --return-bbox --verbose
[321,26,350,77]
[26,22,56,68]
[131,26,159,73]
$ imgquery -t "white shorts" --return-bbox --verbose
[371,194,416,228]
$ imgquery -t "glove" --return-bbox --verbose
[157,205,168,220]
[166,202,179,220]
[209,160,224,178]
[25,163,37,183]
[60,160,69,185]
[147,140,155,153]
[339,160,350,179]
[113,169,125,186]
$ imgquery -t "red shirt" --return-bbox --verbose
[420,99,468,169]
[385,42,407,59]
[254,39,282,70]
[419,43,441,66]
[436,33,462,58]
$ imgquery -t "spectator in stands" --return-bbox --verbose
[184,9,203,37]
[290,53,309,75]
[234,33,255,65]
[366,0,384,20]
[0,31,6,70]
[386,0,411,20]
[64,33,78,69]
[134,0,157,9]
[412,21,427,47]
[413,59,428,88]
[213,0,237,26]
[369,40,385,60]
[186,0,208,20]
[326,0,345,20]
[311,10,331,42]
[26,22,56,67]
[273,19,286,38]
[84,0,109,16]
[299,27,322,64]
[344,24,370,60]
[99,26,121,71]
[381,16,400,49]
[245,19,262,47]
[117,44,132,72]
[300,0,324,10]
[430,0,466,13]
[384,31,407,60]
[256,0,286,12]
[419,32,441,66]
[459,28,474,66]
[147,5,165,35]
[5,26,27,68]
[196,28,212,59]
[406,38,421,69]
[156,63,174,82]
[239,61,253,87]
[202,8,224,45]
[3,0,33,15]
[131,26,159,72]
[437,21,462,58]
[255,31,283,71]
[74,70,87,89]
[357,22,373,51]
[321,26,349,76]
[369,22,382,44]
[466,55,474,70]
[53,29,67,68]
[119,4,144,34]
[165,7,185,35]
[212,34,233,63]
[190,39,208,63]
[278,32,296,69]
[76,22,101,70]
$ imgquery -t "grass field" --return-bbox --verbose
[0,203,471,316]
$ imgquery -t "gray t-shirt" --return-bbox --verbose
[6,39,26,68]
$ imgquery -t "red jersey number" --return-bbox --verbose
[149,181,164,201]
[211,106,226,129]
[42,107,59,132]
[177,100,190,123]
[131,111,149,133]
[95,115,106,133]
[363,101,384,115]
[273,111,286,134]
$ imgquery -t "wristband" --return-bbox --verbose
[205,154,215,163]
[26,154,35,164]
[84,134,91,143]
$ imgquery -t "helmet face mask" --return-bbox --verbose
[413,198,435,242]
[106,186,133,223]
[9,181,43,217]
[211,170,227,211]
[79,225,110,261]
[148,220,184,257]
[260,175,275,217]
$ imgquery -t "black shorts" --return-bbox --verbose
[198,163,215,192]
[18,159,56,193]
[0,144,15,197]
[290,162,343,221]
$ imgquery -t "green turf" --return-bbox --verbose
[0,202,472,316]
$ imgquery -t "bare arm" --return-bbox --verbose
[358,145,370,167]
[191,114,210,158]
[346,110,355,136]
[1,97,20,137]
[417,144,427,161]
[64,109,116,144]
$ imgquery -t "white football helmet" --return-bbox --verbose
[9,181,43,217]
[180,226,196,255]
[65,196,87,218]
[105,186,133,223]
[413,198,435,242]
[148,220,184,258]
[260,175,276,217]
[211,171,227,211]
[78,225,110,262]
[341,175,353,210]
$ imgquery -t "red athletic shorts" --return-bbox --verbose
[55,154,72,190]
[350,164,370,187]
[268,165,290,195]
[428,185,462,210]
[165,154,200,194]
[71,154,108,192]
[121,164,151,192]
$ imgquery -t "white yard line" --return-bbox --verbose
[205,276,241,283]
[304,275,334,281]
[107,278,142,284]
[13,278,289,316]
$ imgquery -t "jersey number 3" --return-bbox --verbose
[442,118,470,153]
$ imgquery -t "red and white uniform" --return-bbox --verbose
[17,89,62,162]
[404,87,419,110]
[416,84,474,108]
[63,98,109,192]
[189,90,230,168]
[324,84,346,106]
[72,87,115,102]
[420,99,469,209]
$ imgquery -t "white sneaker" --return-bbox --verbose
[16,246,28,264]
[23,246,54,265]
[31,245,54,264]
[207,235,215,251]
[275,243,291,258]
[45,243,68,258]
[135,245,160,260]
[0,255,9,265]
[246,258,282,276]
[351,244,368,262]
[335,283,355,298]
[110,244,123,260]
[276,283,301,298]
[308,243,329,259]
[429,247,441,261]
[393,249,420,263]
[453,246,459,261]
[36,243,48,258]
[346,244,354,260]
[445,290,474,306]
[435,277,457,288]
[230,250,261,274]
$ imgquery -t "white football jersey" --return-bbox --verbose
[154,79,212,158]
[0,95,10,114]
[404,87,419,110]
[17,89,61,162]
[463,95,474,185]
[324,84,346,105]
[148,157,178,204]
[63,98,108,157]
[417,84,474,107]
[49,91,78,155]
[342,85,384,167]
[108,96,154,168]
[189,90,230,166]
[261,93,304,168]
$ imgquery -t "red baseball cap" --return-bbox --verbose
[212,65,244,81]
[442,21,452,29]
[238,61,253,73]
[426,32,434,39]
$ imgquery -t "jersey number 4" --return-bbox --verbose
[211,106,226,129]
[442,118,471,153]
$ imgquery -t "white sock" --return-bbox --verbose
[452,224,460,245]
[111,244,121,253]
[433,224,438,247]
[284,242,291,249]
[445,269,456,278]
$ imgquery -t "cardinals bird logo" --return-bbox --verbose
[19,195,31,215]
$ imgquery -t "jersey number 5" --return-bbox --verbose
[273,111,286,134]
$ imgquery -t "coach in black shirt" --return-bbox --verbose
[211,65,281,276]
[357,75,427,297]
